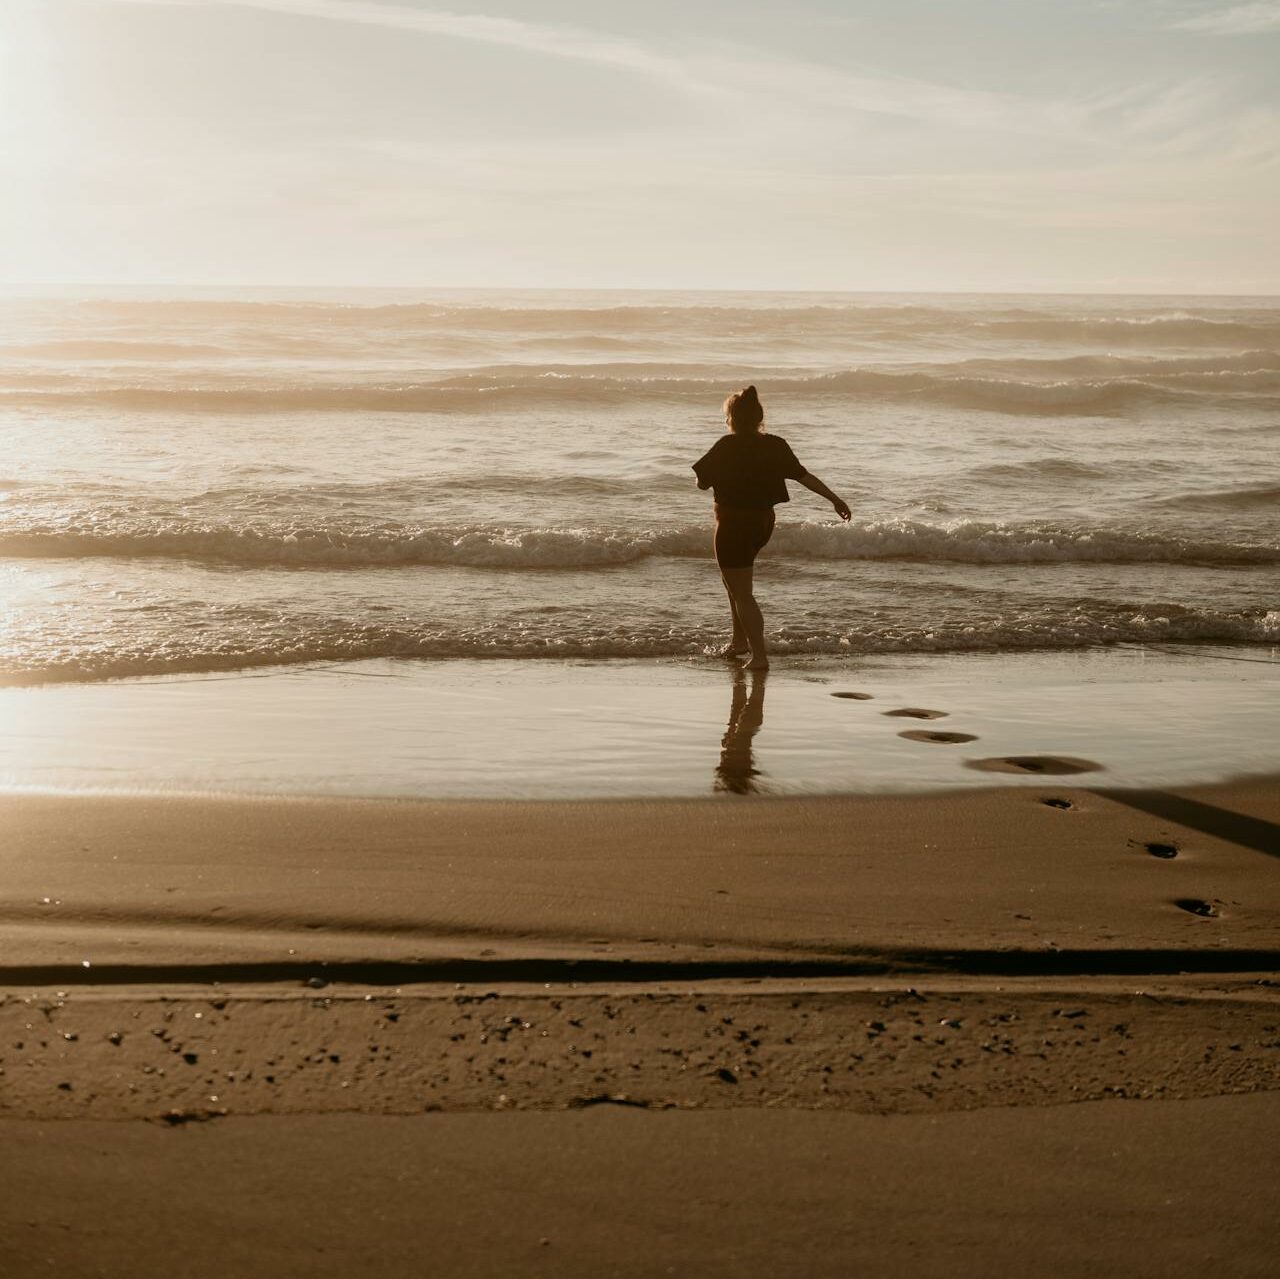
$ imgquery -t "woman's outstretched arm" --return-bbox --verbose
[797,471,851,521]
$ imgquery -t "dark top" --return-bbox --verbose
[692,432,807,509]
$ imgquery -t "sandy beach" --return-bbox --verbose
[3,277,1278,1275]
[6,0,1280,1267]
[4,770,1280,978]
[4,1098,1278,1279]
[3,744,1278,1275]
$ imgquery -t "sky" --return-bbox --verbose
[1,0,1278,292]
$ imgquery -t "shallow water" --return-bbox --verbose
[2,649,1275,799]
[2,288,1277,685]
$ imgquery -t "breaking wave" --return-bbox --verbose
[40,296,1280,343]
[5,363,1278,415]
[3,515,1275,568]
[4,603,1276,687]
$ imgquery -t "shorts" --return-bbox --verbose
[713,503,776,570]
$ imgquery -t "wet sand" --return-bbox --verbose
[4,647,1277,799]
[2,732,1278,1273]
[3,776,1279,976]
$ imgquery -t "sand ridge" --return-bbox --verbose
[2,978,1278,1120]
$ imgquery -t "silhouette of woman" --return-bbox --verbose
[693,386,850,670]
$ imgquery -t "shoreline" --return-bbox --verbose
[3,653,1277,1275]
[3,645,1277,801]
[4,651,1277,1276]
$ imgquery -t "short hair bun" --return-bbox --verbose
[723,384,764,432]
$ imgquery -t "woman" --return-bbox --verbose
[693,385,850,670]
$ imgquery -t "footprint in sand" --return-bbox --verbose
[967,755,1103,776]
[898,730,978,744]
[1041,797,1075,810]
[883,708,949,720]
[831,691,873,700]
[1143,841,1179,860]
[1174,897,1217,918]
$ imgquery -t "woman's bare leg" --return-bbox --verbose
[720,567,767,669]
[719,575,750,656]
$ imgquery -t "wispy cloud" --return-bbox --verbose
[20,0,1280,289]
[100,0,1203,145]
[98,0,700,85]
[91,0,1263,187]
[1173,2,1280,34]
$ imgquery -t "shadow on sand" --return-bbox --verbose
[1093,788,1280,860]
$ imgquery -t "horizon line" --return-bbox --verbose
[3,282,1279,300]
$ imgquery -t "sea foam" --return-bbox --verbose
[4,602,1276,687]
[2,515,1275,568]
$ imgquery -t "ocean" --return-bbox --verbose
[2,289,1277,688]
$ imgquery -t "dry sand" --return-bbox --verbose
[2,778,1277,1274]
[4,1097,1278,1279]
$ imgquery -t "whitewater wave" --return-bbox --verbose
[3,515,1275,568]
[4,603,1276,687]
[976,314,1280,346]
[43,296,1280,337]
[945,350,1280,378]
[5,363,1277,416]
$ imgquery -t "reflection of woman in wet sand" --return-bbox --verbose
[693,386,850,670]
[715,667,768,794]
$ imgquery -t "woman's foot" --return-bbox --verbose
[745,654,770,671]
[718,642,750,659]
